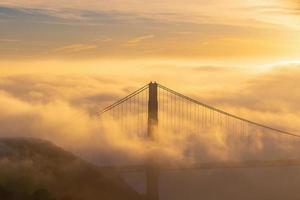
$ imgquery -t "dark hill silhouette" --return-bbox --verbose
[0,137,144,200]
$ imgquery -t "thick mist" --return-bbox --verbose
[0,65,300,167]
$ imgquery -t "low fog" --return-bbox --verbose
[0,65,300,164]
[1,64,300,199]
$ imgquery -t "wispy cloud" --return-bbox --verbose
[0,38,20,42]
[93,38,112,43]
[192,66,234,72]
[124,35,155,46]
[54,43,98,53]
[0,5,298,60]
[53,37,113,54]
[99,38,112,42]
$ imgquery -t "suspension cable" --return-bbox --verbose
[157,83,300,138]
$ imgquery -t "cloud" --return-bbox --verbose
[199,64,300,133]
[0,74,124,114]
[93,38,112,43]
[0,65,300,167]
[1,5,297,60]
[54,43,98,53]
[124,35,155,46]
[0,82,300,200]
[0,38,20,42]
[0,0,229,15]
[192,66,234,72]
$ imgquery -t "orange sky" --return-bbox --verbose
[0,0,299,65]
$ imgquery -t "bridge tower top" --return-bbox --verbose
[148,82,158,140]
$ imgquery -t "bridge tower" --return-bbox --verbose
[147,82,159,200]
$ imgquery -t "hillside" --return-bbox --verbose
[0,137,144,200]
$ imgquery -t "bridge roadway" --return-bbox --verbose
[99,159,300,173]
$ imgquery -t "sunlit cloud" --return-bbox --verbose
[1,5,299,61]
[257,60,300,72]
[0,38,20,42]
[93,38,112,43]
[123,35,155,47]
[54,43,98,53]
[0,64,300,165]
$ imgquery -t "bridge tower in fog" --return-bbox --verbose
[147,82,159,200]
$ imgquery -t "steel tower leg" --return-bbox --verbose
[147,82,159,200]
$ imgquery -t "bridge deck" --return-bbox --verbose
[99,160,300,172]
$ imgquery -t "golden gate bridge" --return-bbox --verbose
[98,82,300,200]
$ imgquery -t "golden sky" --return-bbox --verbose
[0,0,299,64]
